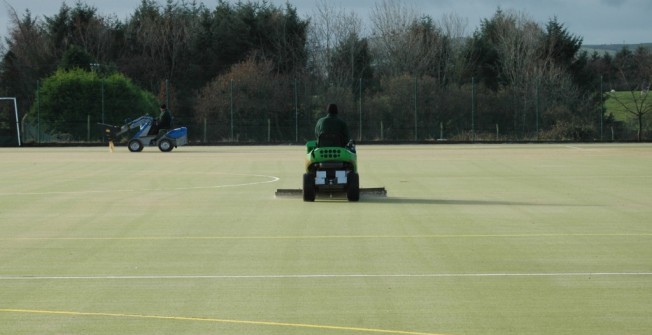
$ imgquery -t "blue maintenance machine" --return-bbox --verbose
[100,115,188,152]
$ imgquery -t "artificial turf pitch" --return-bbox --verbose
[0,144,650,335]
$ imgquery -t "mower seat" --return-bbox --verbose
[317,133,347,148]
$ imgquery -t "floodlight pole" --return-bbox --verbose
[0,97,20,146]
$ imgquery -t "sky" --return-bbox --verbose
[1,0,650,46]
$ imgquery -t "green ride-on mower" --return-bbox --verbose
[276,134,386,201]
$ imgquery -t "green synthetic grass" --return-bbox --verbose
[1,144,651,335]
[605,91,651,121]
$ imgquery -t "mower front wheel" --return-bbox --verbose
[303,173,316,202]
[128,139,144,152]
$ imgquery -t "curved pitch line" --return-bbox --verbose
[0,308,448,335]
[0,174,280,196]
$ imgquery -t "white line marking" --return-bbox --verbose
[1,273,651,280]
[5,233,651,241]
[0,174,280,196]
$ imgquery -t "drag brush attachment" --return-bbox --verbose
[98,123,121,141]
[275,187,387,198]
[98,123,123,152]
[359,187,387,197]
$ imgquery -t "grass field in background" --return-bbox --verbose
[1,144,651,335]
[604,90,651,122]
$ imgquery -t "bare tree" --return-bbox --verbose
[490,10,546,134]
[69,13,120,65]
[306,0,363,82]
[369,0,449,79]
[369,0,418,76]
[439,12,468,85]
[125,1,197,85]
[609,73,651,141]
[2,5,52,102]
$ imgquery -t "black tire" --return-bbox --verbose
[347,172,360,202]
[128,139,143,152]
[303,173,316,202]
[158,139,174,152]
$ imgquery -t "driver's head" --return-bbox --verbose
[327,103,338,115]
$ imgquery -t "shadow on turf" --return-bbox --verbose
[362,196,583,207]
[280,192,586,207]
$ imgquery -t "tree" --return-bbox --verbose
[328,32,374,92]
[306,0,364,81]
[121,0,199,89]
[369,0,450,79]
[609,46,652,141]
[59,45,94,71]
[26,68,158,141]
[0,7,51,107]
[195,57,295,141]
[43,2,120,64]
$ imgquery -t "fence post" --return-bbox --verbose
[414,76,418,141]
[294,78,298,143]
[471,77,476,142]
[230,79,234,141]
[36,80,40,143]
[359,78,362,142]
[203,117,207,143]
[536,83,539,140]
[600,75,604,141]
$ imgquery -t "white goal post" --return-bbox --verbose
[0,97,21,146]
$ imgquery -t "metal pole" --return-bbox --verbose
[414,76,418,141]
[471,77,475,142]
[36,81,40,143]
[13,98,21,146]
[600,75,604,141]
[165,79,170,108]
[536,83,539,140]
[230,79,234,141]
[101,79,105,124]
[359,78,362,142]
[294,78,298,143]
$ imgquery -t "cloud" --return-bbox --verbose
[600,0,626,6]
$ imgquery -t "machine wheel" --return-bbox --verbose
[303,173,316,202]
[158,139,174,152]
[128,139,143,152]
[347,172,360,202]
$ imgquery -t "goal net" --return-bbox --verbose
[0,97,21,146]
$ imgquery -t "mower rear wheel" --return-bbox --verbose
[158,139,174,152]
[128,139,144,152]
[347,172,360,202]
[303,173,316,202]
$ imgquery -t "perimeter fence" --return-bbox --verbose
[4,76,647,146]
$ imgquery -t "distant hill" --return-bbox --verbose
[581,43,652,56]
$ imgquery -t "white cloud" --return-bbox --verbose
[1,0,649,45]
